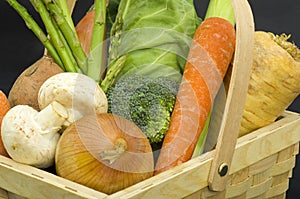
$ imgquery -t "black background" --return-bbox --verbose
[0,0,299,198]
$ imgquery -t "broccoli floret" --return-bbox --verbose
[107,74,179,144]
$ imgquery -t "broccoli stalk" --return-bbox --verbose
[106,74,179,144]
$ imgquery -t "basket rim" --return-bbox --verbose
[0,112,299,199]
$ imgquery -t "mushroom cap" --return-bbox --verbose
[1,105,60,168]
[38,72,108,126]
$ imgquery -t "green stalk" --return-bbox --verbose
[100,55,127,93]
[192,110,212,158]
[51,16,81,73]
[204,0,235,25]
[54,0,75,29]
[43,0,88,72]
[87,0,107,83]
[30,0,79,72]
[6,0,64,69]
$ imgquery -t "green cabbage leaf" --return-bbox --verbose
[108,0,202,82]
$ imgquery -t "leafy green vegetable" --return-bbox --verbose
[103,0,201,143]
[108,0,201,81]
[106,0,121,38]
[101,0,201,144]
[107,74,179,144]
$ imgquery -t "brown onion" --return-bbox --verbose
[55,113,154,194]
[76,9,95,55]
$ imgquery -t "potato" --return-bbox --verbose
[8,56,63,111]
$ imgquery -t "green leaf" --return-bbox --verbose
[108,0,201,81]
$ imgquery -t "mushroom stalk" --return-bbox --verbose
[35,101,68,134]
[1,101,68,168]
[38,72,108,127]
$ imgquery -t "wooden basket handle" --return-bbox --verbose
[208,0,255,191]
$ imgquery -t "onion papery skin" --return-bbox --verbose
[55,113,154,194]
[76,9,95,55]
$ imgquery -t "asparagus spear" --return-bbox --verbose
[100,55,126,93]
[87,0,107,83]
[42,0,88,73]
[54,0,75,29]
[6,0,108,82]
[6,0,64,69]
[30,0,80,72]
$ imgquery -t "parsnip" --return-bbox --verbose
[239,31,300,136]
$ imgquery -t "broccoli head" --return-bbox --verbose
[107,74,179,144]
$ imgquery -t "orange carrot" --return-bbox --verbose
[154,17,236,174]
[0,90,11,157]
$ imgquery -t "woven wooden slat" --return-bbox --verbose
[7,192,26,199]
[184,143,299,199]
[0,188,8,199]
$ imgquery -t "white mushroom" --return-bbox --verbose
[1,101,68,168]
[38,72,108,127]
